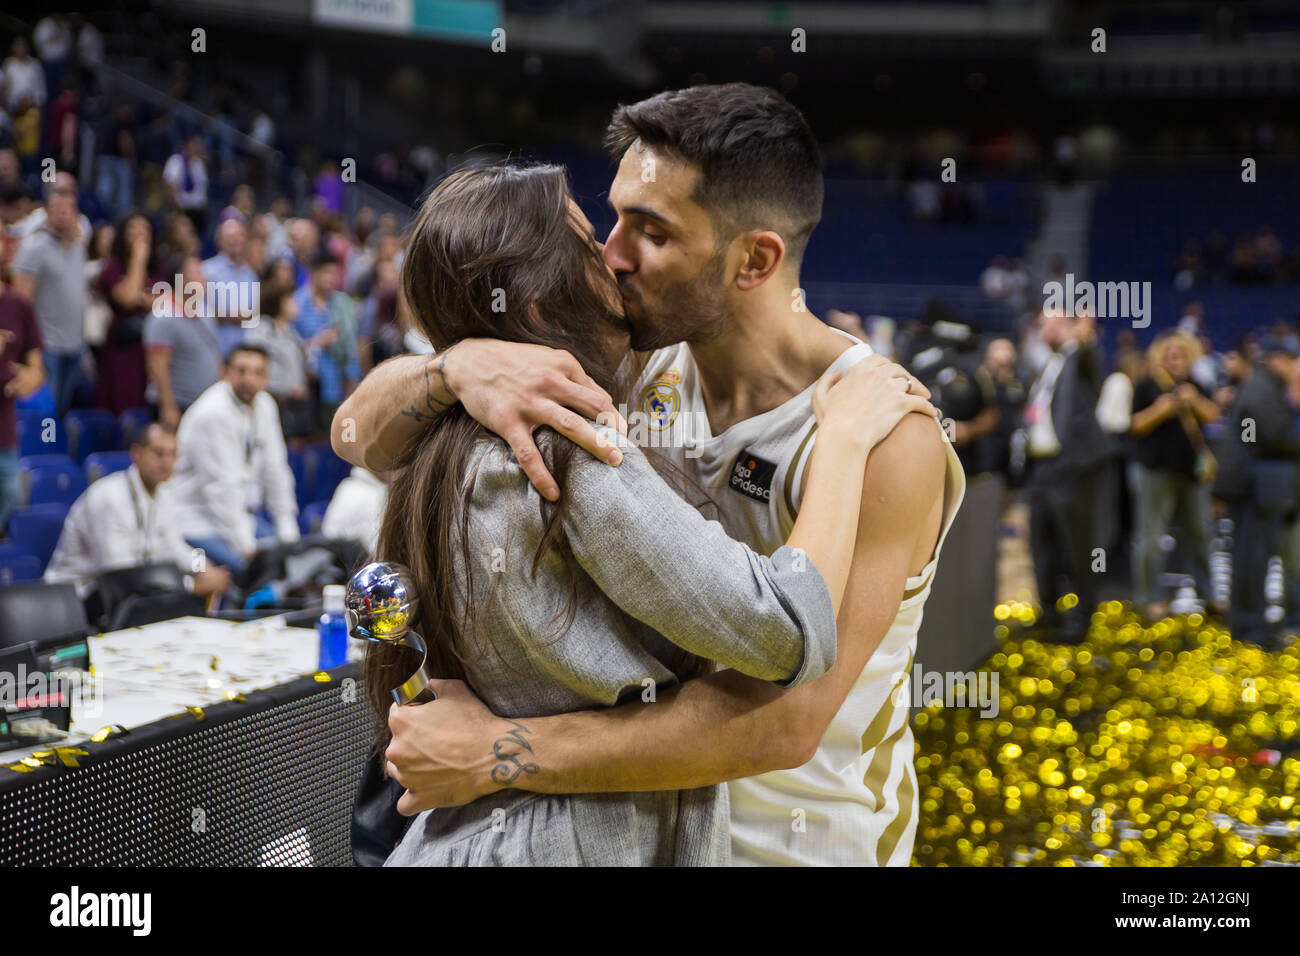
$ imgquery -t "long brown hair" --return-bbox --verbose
[365,164,630,750]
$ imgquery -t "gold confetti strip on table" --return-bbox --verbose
[2,746,90,773]
[167,706,207,721]
[224,691,246,702]
[312,671,333,683]
[912,602,1300,867]
[89,725,129,743]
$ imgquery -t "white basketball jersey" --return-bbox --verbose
[628,327,967,866]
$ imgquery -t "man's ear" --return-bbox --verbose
[735,231,785,291]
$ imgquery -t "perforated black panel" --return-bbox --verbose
[0,666,373,866]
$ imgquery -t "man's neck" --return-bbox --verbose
[226,381,254,408]
[132,466,157,498]
[686,298,854,435]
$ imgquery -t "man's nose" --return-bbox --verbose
[602,222,634,275]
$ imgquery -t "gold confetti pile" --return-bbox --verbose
[912,600,1300,866]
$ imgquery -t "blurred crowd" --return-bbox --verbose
[1175,225,1300,291]
[3,12,1299,646]
[0,16,413,621]
[829,300,1300,650]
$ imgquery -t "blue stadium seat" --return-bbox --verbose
[64,409,125,464]
[0,553,42,585]
[6,503,70,571]
[118,407,154,447]
[300,500,329,536]
[20,454,87,507]
[288,447,307,509]
[17,407,45,434]
[16,383,55,417]
[17,410,66,456]
[316,456,352,503]
[85,451,133,484]
[0,541,27,561]
[301,443,351,503]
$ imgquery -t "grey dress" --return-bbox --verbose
[384,423,837,867]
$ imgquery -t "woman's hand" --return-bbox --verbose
[812,354,938,452]
[129,233,150,268]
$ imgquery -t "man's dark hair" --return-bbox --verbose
[134,421,178,450]
[259,279,293,319]
[311,250,338,271]
[228,342,270,364]
[1,183,33,206]
[604,83,824,267]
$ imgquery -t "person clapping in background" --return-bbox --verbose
[1129,331,1220,620]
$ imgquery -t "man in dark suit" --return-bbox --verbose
[1023,309,1114,642]
[1214,337,1300,648]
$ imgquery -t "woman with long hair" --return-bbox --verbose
[1130,330,1221,618]
[371,164,935,866]
[96,211,164,415]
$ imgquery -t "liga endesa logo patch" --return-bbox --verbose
[728,450,777,503]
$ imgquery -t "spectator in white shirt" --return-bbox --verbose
[171,343,300,574]
[45,422,233,599]
[1,37,46,113]
[162,134,209,234]
[261,195,293,263]
[321,467,388,555]
[980,255,1011,301]
[33,15,72,65]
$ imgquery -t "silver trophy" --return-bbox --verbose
[345,561,437,705]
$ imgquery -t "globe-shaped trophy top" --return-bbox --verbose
[345,561,420,643]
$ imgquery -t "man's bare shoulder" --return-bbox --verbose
[862,412,946,511]
[852,413,948,586]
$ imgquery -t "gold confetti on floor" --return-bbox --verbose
[912,602,1300,866]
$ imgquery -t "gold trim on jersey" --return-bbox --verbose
[861,651,915,865]
[901,568,935,602]
[860,651,912,759]
[784,416,936,604]
[878,752,916,865]
[782,422,818,518]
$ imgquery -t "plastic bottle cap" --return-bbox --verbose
[322,584,345,614]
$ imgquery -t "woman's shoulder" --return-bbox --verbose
[466,421,645,488]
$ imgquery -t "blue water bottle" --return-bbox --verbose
[318,585,349,670]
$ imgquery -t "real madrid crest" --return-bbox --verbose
[640,368,681,430]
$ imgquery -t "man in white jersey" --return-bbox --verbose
[334,83,962,865]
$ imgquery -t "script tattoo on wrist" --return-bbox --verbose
[490,718,540,786]
[400,344,459,422]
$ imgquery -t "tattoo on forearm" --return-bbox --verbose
[399,345,459,422]
[490,719,540,786]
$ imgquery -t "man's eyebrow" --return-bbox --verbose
[606,196,673,227]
